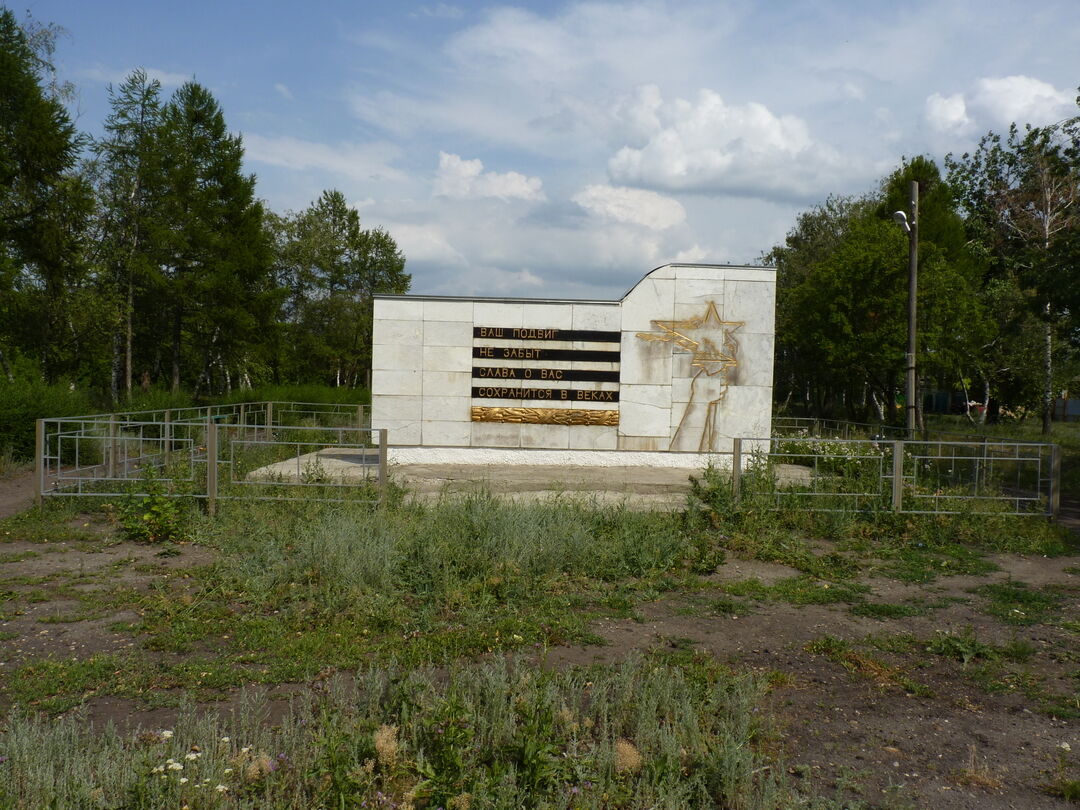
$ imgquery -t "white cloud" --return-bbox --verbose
[925,92,971,134]
[609,84,664,145]
[573,184,685,230]
[274,83,293,100]
[607,87,851,201]
[389,223,470,267]
[77,64,189,87]
[412,3,463,19]
[673,245,707,264]
[924,76,1073,140]
[841,81,866,101]
[243,134,406,184]
[970,75,1074,127]
[433,152,545,201]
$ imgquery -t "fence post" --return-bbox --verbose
[357,404,365,431]
[164,409,172,454]
[1049,444,1061,518]
[107,414,117,479]
[265,402,274,437]
[35,419,44,509]
[206,418,218,517]
[892,441,904,512]
[377,428,388,497]
[731,437,742,504]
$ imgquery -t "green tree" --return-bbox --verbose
[768,158,984,424]
[0,7,92,383]
[766,194,874,415]
[877,157,987,426]
[93,69,165,401]
[947,114,1080,432]
[275,190,408,386]
[156,81,276,394]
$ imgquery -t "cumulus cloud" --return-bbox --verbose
[433,152,545,201]
[77,64,190,87]
[274,83,293,100]
[925,92,971,134]
[573,184,685,230]
[925,76,1073,137]
[243,134,406,183]
[673,245,707,263]
[606,86,849,201]
[970,76,1074,127]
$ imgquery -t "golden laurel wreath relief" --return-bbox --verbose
[471,406,619,426]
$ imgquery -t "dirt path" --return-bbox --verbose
[0,469,35,518]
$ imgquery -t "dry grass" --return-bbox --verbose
[954,744,1005,790]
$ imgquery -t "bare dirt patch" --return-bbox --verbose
[544,551,1080,809]
[0,469,34,518]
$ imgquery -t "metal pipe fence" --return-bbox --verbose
[35,401,384,510]
[730,435,1059,517]
[33,410,1059,518]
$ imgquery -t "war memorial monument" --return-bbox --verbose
[371,263,775,468]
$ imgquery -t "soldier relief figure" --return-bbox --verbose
[636,300,743,452]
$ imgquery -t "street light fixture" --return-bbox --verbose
[893,181,918,437]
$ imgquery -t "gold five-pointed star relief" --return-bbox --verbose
[636,300,743,376]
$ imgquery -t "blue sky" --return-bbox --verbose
[24,0,1080,299]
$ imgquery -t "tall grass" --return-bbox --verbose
[687,464,1076,575]
[0,655,792,809]
[0,447,31,479]
[216,495,695,614]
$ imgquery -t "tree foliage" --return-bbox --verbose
[0,7,409,411]
[769,159,987,422]
[0,7,92,383]
[273,190,409,386]
[946,114,1080,432]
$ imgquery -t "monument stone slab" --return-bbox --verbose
[372,263,775,467]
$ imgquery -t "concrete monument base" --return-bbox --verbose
[386,445,763,468]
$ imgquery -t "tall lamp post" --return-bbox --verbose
[892,180,918,437]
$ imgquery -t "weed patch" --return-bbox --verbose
[925,627,1034,667]
[721,575,868,606]
[849,602,924,619]
[971,581,1066,625]
[804,635,932,696]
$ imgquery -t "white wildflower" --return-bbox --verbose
[179,777,188,784]
[215,785,229,793]
[160,730,174,739]
[168,762,183,771]
[185,752,200,761]
[223,768,233,774]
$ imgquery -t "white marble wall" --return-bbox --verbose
[371,264,775,454]
[617,265,774,452]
